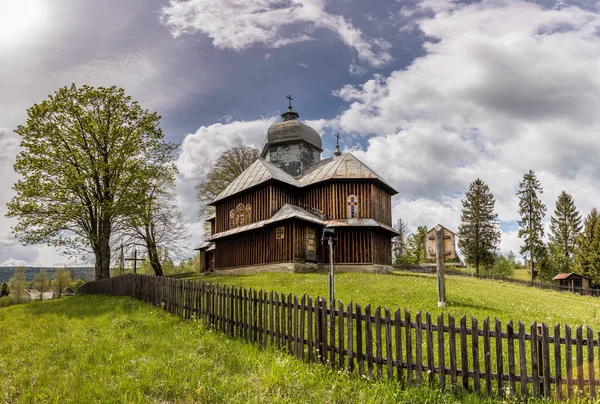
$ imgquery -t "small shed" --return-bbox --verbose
[552,273,590,295]
[422,225,457,260]
[62,287,75,296]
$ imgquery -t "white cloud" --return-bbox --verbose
[0,259,26,267]
[327,0,600,255]
[160,0,392,67]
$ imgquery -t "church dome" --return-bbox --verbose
[260,107,322,157]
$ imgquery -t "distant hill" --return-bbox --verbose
[0,267,95,283]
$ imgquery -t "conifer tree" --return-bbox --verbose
[392,218,411,264]
[516,170,547,283]
[574,208,600,284]
[406,226,428,265]
[458,178,501,275]
[548,191,582,273]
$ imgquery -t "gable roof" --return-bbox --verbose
[423,225,458,238]
[552,272,591,281]
[299,153,397,194]
[211,153,398,204]
[210,159,299,204]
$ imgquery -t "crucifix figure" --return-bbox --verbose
[286,94,293,108]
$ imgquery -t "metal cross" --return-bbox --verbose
[286,94,293,108]
[335,133,341,145]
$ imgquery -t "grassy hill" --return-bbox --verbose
[0,295,515,403]
[192,270,600,329]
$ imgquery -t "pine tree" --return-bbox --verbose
[549,191,582,261]
[574,208,600,284]
[392,218,411,265]
[406,226,428,265]
[516,170,547,283]
[457,179,501,275]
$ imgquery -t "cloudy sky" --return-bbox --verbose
[1,0,600,266]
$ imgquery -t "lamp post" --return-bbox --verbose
[322,228,336,304]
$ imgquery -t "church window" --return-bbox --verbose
[236,204,245,227]
[245,203,252,224]
[347,194,358,218]
[276,227,284,240]
[229,209,235,228]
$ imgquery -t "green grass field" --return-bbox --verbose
[1,295,518,403]
[193,270,600,330]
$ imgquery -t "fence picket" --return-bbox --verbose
[376,307,383,379]
[357,303,364,375]
[576,326,584,397]
[426,312,434,385]
[294,295,299,357]
[406,310,413,385]
[483,318,492,396]
[385,309,393,380]
[395,309,403,384]
[472,317,480,395]
[348,303,355,373]
[460,316,468,392]
[300,296,306,361]
[566,324,573,400]
[495,319,503,397]
[307,296,313,361]
[438,314,445,389]
[518,321,528,398]
[415,312,423,386]
[554,325,562,401]
[449,314,457,391]
[339,301,345,369]
[330,299,336,368]
[366,305,374,379]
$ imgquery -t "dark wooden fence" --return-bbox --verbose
[80,274,599,400]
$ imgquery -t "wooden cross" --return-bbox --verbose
[286,94,293,108]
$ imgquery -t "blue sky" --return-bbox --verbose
[1,0,600,266]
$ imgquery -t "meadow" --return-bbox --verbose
[193,270,600,330]
[0,295,520,403]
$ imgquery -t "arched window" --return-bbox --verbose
[245,203,252,224]
[347,194,358,218]
[236,203,245,226]
[229,209,235,228]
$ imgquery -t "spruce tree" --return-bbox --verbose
[392,218,411,265]
[574,208,600,283]
[548,191,582,272]
[458,178,501,275]
[516,170,547,283]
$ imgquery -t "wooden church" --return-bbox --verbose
[197,101,398,273]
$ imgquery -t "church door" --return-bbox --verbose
[306,228,317,261]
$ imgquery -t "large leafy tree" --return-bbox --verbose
[574,208,600,284]
[392,217,411,265]
[458,178,501,275]
[516,170,547,282]
[7,85,176,280]
[548,191,582,272]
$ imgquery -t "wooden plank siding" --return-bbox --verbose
[212,180,393,269]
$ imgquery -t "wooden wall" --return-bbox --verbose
[372,231,392,265]
[214,184,297,233]
[214,222,295,269]
[320,229,372,264]
[300,182,372,219]
[371,184,392,225]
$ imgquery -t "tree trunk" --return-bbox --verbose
[93,234,112,280]
[147,241,164,277]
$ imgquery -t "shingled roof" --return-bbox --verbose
[210,159,299,204]
[299,153,397,194]
[211,152,397,204]
[207,203,325,241]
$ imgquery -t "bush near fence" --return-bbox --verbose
[80,274,600,401]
